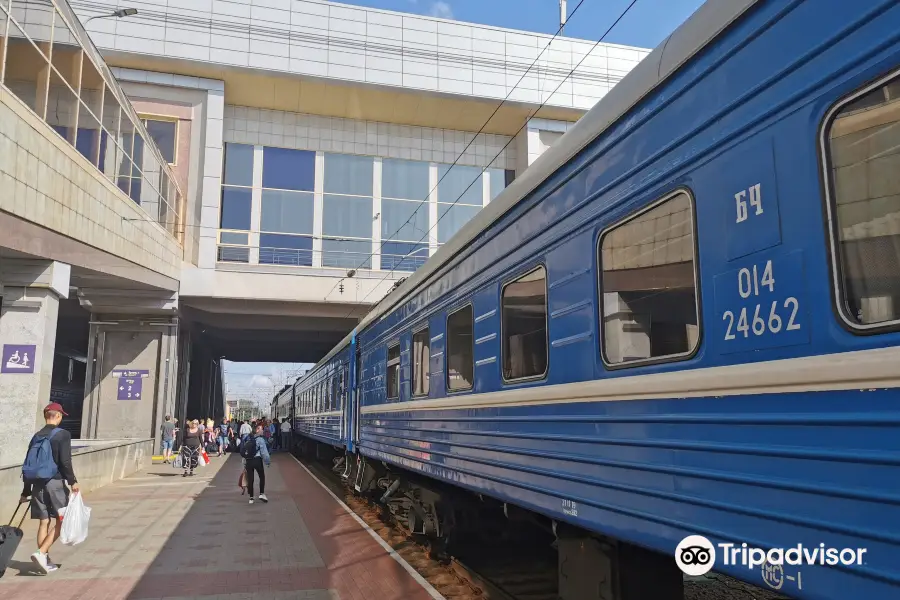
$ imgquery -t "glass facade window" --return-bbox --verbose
[323,153,373,269]
[258,148,315,266]
[438,164,483,205]
[382,158,430,271]
[50,6,79,91]
[143,118,177,164]
[220,187,252,230]
[1,1,181,235]
[438,164,483,243]
[46,68,77,144]
[211,142,511,272]
[218,143,255,262]
[383,158,430,200]
[259,234,312,266]
[260,190,314,234]
[490,168,514,200]
[438,203,481,244]
[223,142,254,186]
[262,147,315,191]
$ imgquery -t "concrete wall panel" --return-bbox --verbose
[0,88,182,286]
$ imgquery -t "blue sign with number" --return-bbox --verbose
[714,250,809,354]
[720,138,783,260]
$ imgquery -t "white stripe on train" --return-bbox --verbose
[360,346,900,414]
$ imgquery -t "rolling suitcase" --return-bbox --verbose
[0,503,28,578]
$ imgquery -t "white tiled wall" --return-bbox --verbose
[77,0,650,111]
[224,105,517,170]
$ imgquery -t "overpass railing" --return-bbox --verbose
[0,0,183,239]
[216,229,431,273]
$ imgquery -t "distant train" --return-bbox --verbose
[273,0,900,598]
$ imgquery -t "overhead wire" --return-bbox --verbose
[321,0,592,303]
[342,0,642,318]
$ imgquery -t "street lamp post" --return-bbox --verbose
[84,8,138,25]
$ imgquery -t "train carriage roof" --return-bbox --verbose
[312,0,757,372]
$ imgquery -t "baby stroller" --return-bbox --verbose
[175,445,201,477]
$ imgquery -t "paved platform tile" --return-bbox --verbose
[0,452,436,600]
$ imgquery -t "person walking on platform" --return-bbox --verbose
[218,419,230,454]
[160,415,177,463]
[180,420,202,477]
[280,418,291,453]
[18,402,79,574]
[239,420,252,441]
[240,423,271,505]
[269,419,279,450]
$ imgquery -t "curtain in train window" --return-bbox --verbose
[412,328,430,396]
[387,344,401,399]
[501,267,548,381]
[826,74,900,326]
[447,305,474,391]
[599,191,699,365]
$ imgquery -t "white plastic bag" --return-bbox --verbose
[60,492,91,546]
[173,454,183,469]
[198,452,209,467]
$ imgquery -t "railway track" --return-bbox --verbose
[297,452,792,600]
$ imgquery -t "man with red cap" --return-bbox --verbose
[18,402,79,574]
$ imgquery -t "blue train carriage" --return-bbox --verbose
[308,0,900,598]
[272,383,293,436]
[292,341,353,459]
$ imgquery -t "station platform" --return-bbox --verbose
[0,452,441,600]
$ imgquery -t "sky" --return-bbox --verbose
[223,0,704,399]
[223,361,311,408]
[336,0,706,49]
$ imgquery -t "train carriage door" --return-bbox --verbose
[345,334,359,453]
[353,344,362,449]
[338,364,346,443]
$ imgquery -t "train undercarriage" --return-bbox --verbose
[297,439,685,600]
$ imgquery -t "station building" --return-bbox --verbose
[0,0,648,461]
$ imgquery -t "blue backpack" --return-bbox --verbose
[22,428,62,481]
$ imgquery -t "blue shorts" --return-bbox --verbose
[218,436,227,447]
[161,439,173,451]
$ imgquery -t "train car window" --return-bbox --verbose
[387,343,401,399]
[824,73,900,328]
[599,191,699,366]
[501,266,548,381]
[412,327,430,397]
[446,305,474,391]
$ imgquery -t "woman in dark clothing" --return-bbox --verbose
[181,420,202,477]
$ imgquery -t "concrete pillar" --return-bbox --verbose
[81,317,178,441]
[0,260,71,463]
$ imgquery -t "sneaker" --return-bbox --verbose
[249,497,255,505]
[31,551,49,574]
[259,493,268,503]
[46,555,57,569]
